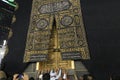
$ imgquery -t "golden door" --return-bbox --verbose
[24,0,90,70]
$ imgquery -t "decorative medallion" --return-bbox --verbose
[61,15,73,26]
[36,19,48,29]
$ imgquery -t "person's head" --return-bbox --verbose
[43,73,50,80]
[16,74,24,80]
[87,76,93,80]
[0,71,7,80]
[29,77,34,80]
[83,74,88,80]
[87,74,93,80]
[13,73,29,80]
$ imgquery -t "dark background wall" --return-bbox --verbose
[2,0,120,79]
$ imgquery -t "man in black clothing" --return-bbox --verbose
[43,73,50,80]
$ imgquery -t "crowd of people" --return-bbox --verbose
[37,68,94,80]
[0,69,94,80]
[37,68,68,80]
[36,68,94,80]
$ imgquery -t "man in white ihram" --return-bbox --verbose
[50,68,62,80]
[39,70,43,80]
[0,40,7,68]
